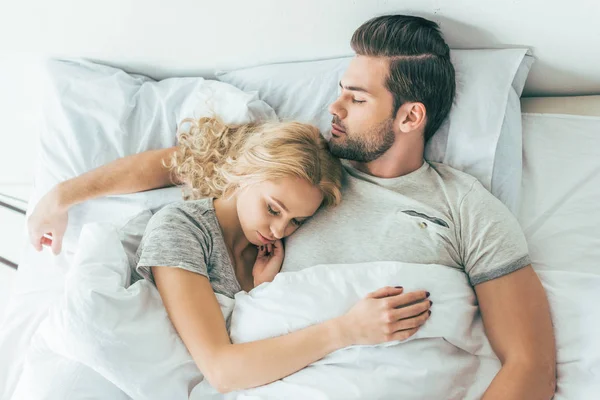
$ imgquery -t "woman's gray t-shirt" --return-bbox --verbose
[133,198,242,299]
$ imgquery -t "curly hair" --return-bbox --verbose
[167,116,343,207]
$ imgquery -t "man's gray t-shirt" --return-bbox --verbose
[282,161,530,286]
[133,198,241,298]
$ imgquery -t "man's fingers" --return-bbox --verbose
[28,224,43,251]
[30,231,44,251]
[50,232,63,255]
[30,228,47,251]
[32,238,44,252]
[368,286,404,299]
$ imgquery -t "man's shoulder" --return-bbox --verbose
[427,161,479,186]
[425,161,483,200]
[425,162,512,218]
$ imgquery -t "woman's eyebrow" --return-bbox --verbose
[271,197,289,212]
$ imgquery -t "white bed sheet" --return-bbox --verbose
[1,111,599,399]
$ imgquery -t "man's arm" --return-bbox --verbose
[57,147,179,205]
[477,265,556,400]
[28,147,178,254]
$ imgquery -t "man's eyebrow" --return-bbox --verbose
[272,197,311,219]
[339,81,370,94]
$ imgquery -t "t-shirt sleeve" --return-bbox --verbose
[135,204,211,284]
[458,181,531,286]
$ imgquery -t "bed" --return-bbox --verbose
[1,82,599,398]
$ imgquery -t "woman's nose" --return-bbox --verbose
[271,222,286,240]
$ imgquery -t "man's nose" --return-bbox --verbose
[328,97,347,120]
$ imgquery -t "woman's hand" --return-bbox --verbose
[337,286,432,346]
[252,240,284,287]
[27,184,69,255]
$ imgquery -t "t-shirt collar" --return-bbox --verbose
[343,160,430,189]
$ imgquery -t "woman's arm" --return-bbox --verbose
[28,147,178,254]
[153,266,431,394]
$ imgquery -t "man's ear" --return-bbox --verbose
[395,102,427,134]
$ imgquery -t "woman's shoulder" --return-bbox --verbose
[149,198,218,232]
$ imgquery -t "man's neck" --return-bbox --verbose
[351,139,425,179]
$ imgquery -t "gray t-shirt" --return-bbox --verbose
[133,198,241,298]
[282,161,530,286]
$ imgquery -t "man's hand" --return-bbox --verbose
[26,146,178,257]
[253,240,284,287]
[28,185,68,255]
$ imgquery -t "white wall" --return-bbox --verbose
[1,0,600,98]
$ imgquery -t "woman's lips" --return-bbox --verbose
[257,231,274,244]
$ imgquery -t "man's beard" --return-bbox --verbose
[328,118,395,162]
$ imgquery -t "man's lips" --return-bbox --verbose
[331,123,346,136]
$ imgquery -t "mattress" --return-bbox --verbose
[1,101,599,399]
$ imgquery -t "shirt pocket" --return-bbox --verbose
[383,208,458,265]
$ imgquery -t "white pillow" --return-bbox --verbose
[216,49,534,213]
[34,58,277,253]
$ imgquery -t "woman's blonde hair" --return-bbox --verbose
[167,117,343,206]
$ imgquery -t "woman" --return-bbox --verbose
[134,116,432,394]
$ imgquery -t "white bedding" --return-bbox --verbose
[8,223,600,400]
[1,110,600,399]
[12,223,500,399]
[199,262,500,400]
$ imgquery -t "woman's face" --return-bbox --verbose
[236,177,324,246]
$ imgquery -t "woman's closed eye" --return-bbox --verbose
[268,204,304,227]
[290,218,303,227]
[352,98,366,104]
[267,204,280,216]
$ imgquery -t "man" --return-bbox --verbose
[29,15,556,399]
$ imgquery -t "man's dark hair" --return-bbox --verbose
[351,15,455,142]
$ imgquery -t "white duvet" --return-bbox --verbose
[11,224,600,400]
